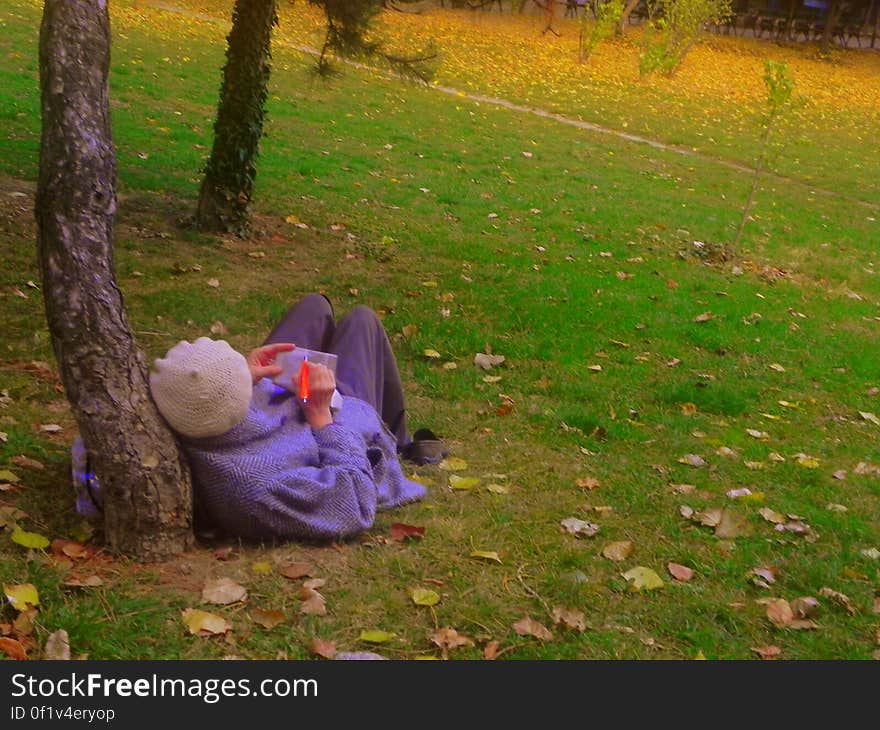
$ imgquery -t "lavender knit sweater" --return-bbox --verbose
[182,379,427,541]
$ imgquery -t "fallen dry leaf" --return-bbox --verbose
[679,454,707,468]
[201,577,247,606]
[602,541,634,562]
[0,636,27,660]
[430,627,473,658]
[250,608,285,629]
[469,549,502,563]
[279,562,315,580]
[749,566,778,588]
[44,629,70,660]
[410,587,441,607]
[483,640,501,660]
[10,527,50,550]
[696,507,723,527]
[50,539,91,560]
[181,608,231,636]
[576,476,601,490]
[10,455,44,471]
[715,508,752,539]
[299,589,326,616]
[62,574,103,588]
[449,475,481,490]
[439,457,468,471]
[389,523,425,541]
[474,353,505,370]
[819,587,856,615]
[622,566,664,591]
[667,562,695,581]
[309,638,337,659]
[758,507,786,524]
[766,599,794,627]
[551,607,586,631]
[560,517,600,538]
[512,616,553,641]
[751,645,782,660]
[359,630,396,644]
[4,583,39,611]
[790,596,820,619]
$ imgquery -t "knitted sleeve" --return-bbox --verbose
[191,422,383,542]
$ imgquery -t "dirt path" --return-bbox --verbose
[145,1,877,211]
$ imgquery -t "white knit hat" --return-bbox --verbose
[149,337,252,439]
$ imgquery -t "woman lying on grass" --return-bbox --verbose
[148,294,445,542]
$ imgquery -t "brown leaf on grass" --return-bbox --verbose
[13,608,37,637]
[50,539,92,560]
[715,508,753,539]
[474,352,505,370]
[182,608,231,636]
[483,640,501,660]
[576,476,601,491]
[299,588,327,616]
[693,312,714,322]
[789,619,819,630]
[667,562,695,581]
[429,627,474,657]
[10,455,44,470]
[873,591,880,615]
[819,587,857,615]
[0,636,27,660]
[309,638,337,659]
[250,608,285,629]
[679,454,707,468]
[790,596,820,619]
[751,645,782,660]
[62,574,103,588]
[766,599,794,627]
[749,566,778,588]
[279,562,315,580]
[696,507,723,527]
[202,577,248,606]
[602,541,634,562]
[560,517,599,538]
[758,507,786,524]
[551,607,586,632]
[512,616,553,641]
[390,523,425,542]
[44,629,70,660]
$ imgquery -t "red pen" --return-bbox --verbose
[299,359,310,404]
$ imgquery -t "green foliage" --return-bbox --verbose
[639,0,731,76]
[579,0,625,63]
[733,60,797,248]
[763,59,795,113]
[310,0,437,81]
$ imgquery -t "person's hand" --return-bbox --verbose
[246,343,295,384]
[301,362,336,430]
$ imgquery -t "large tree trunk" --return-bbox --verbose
[820,0,842,52]
[36,0,193,559]
[196,0,278,235]
[617,0,641,34]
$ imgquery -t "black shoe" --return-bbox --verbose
[400,428,449,465]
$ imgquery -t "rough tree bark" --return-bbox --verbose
[36,0,193,559]
[196,0,278,234]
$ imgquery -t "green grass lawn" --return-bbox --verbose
[0,0,878,660]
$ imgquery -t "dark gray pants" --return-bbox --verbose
[263,294,409,448]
